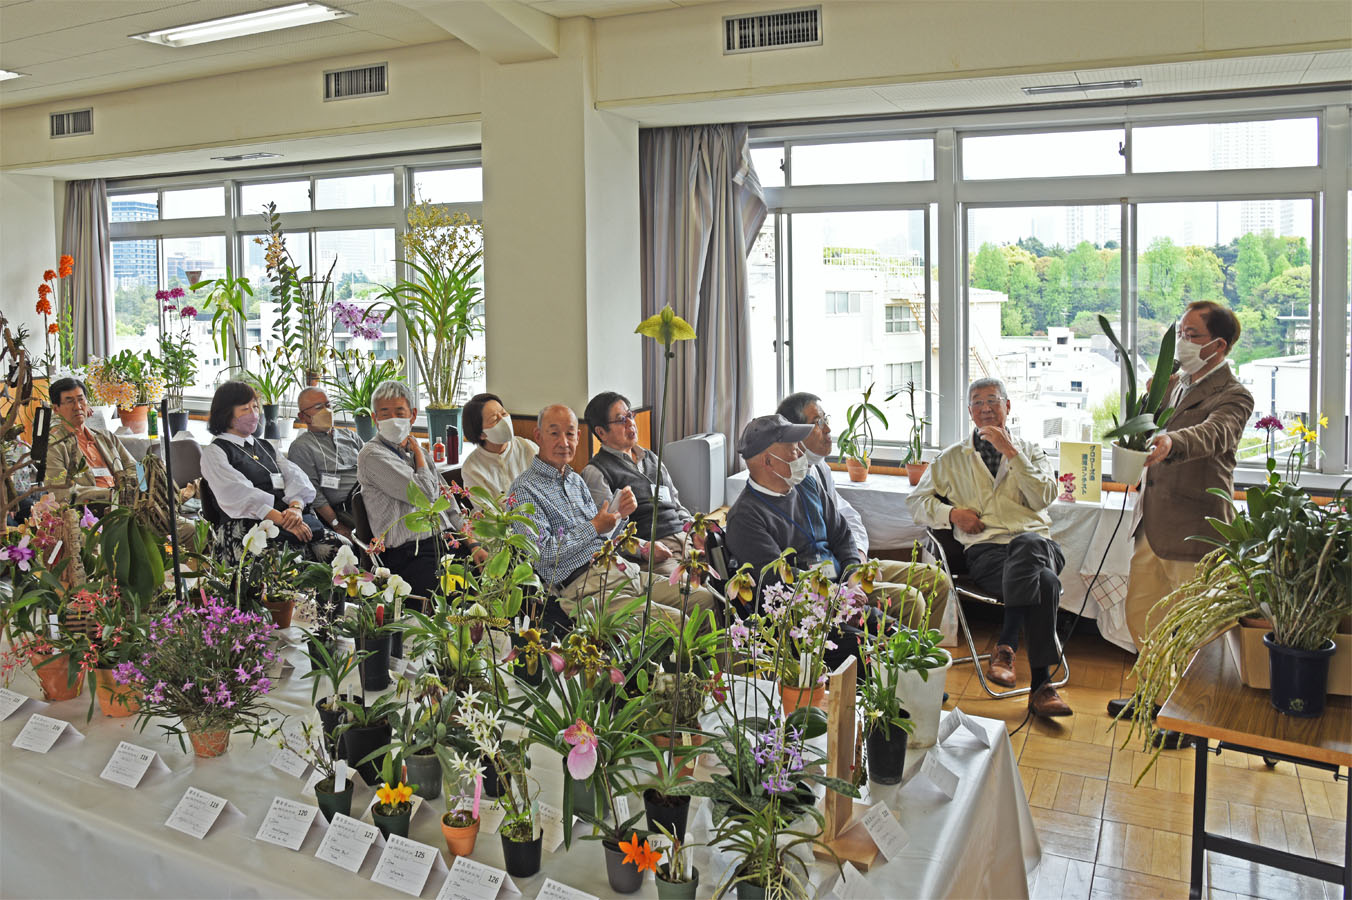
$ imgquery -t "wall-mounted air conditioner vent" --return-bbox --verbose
[324,63,387,101]
[724,6,821,54]
[50,108,92,137]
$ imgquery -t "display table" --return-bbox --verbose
[1156,638,1351,898]
[725,469,1138,651]
[0,641,1039,899]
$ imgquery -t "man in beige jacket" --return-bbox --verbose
[909,377,1071,719]
[44,377,138,509]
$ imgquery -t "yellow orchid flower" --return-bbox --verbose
[1318,414,1329,428]
[376,782,413,807]
[635,305,696,345]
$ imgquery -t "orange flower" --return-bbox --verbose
[619,833,660,873]
[35,298,52,316]
[37,282,52,297]
[43,269,57,281]
[58,255,74,277]
[47,323,59,335]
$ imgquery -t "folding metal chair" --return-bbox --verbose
[924,526,1069,699]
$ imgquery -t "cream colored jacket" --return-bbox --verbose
[907,432,1059,547]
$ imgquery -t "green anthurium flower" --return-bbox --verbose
[635,305,696,345]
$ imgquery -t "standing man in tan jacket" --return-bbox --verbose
[1108,301,1254,724]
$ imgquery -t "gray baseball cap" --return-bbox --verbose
[738,414,815,460]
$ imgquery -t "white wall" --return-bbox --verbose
[0,173,58,342]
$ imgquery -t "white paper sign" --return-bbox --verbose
[372,834,447,896]
[315,813,380,872]
[477,801,507,836]
[12,714,80,753]
[833,861,870,900]
[270,746,311,778]
[100,741,162,788]
[937,708,991,748]
[256,796,319,850]
[165,787,233,840]
[537,802,567,853]
[436,856,520,900]
[0,687,33,720]
[918,752,960,800]
[391,657,409,677]
[859,803,910,860]
[535,879,598,900]
[264,656,294,680]
[612,793,630,823]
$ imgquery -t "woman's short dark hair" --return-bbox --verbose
[461,392,503,445]
[583,391,630,432]
[49,377,88,408]
[207,380,257,435]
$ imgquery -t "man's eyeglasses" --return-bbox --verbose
[812,415,830,428]
[1177,326,1210,342]
[608,412,636,427]
[968,398,1004,409]
[303,401,331,414]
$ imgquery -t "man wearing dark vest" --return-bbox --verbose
[581,391,695,578]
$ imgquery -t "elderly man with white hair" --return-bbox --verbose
[356,380,484,603]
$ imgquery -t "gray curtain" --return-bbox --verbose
[639,125,767,474]
[61,179,112,363]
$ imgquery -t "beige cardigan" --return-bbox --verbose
[907,432,1059,547]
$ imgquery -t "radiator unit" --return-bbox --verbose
[663,433,726,513]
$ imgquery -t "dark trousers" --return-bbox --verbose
[965,533,1065,669]
[379,538,441,610]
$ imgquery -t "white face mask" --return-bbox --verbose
[1176,335,1219,376]
[801,446,826,466]
[483,416,514,445]
[768,451,810,488]
[377,416,412,444]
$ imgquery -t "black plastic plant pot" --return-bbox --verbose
[643,788,691,842]
[603,839,644,894]
[500,832,543,878]
[1264,632,1337,718]
[865,725,908,784]
[343,718,392,786]
[356,634,391,692]
[314,779,353,823]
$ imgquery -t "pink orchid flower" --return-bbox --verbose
[562,719,598,780]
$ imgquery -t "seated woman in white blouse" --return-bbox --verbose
[459,393,538,508]
[199,380,344,566]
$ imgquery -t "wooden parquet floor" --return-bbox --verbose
[945,609,1348,900]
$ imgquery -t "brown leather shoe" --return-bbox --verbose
[988,644,1016,687]
[1029,683,1073,718]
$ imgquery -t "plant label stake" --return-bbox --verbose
[812,656,880,870]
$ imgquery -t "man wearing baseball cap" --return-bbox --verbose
[724,414,949,632]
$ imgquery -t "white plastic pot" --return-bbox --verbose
[1111,442,1150,488]
[894,648,952,748]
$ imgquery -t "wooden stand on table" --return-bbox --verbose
[812,656,881,871]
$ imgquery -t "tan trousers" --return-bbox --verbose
[870,560,951,634]
[556,561,721,627]
[1124,533,1199,651]
[621,533,686,579]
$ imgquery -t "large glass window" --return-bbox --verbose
[963,129,1125,180]
[315,173,394,210]
[162,187,224,219]
[790,139,933,185]
[240,180,310,215]
[413,167,483,204]
[110,239,159,355]
[1132,118,1319,173]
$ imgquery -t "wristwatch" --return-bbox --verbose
[330,519,340,528]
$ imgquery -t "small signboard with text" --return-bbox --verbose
[1057,441,1102,503]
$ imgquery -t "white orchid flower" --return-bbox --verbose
[373,566,391,581]
[242,520,278,555]
[381,574,412,603]
[331,544,360,573]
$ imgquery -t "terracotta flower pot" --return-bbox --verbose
[651,733,703,778]
[778,681,827,713]
[845,457,869,482]
[117,404,150,435]
[905,461,929,486]
[32,653,84,702]
[93,668,141,717]
[187,727,231,758]
[264,596,295,629]
[441,813,480,857]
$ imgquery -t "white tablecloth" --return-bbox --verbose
[726,470,1139,652]
[0,639,1038,899]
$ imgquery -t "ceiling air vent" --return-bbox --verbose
[324,63,387,101]
[724,6,821,54]
[50,108,92,138]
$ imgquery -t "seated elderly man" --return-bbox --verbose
[724,414,950,629]
[907,377,1071,719]
[776,391,868,561]
[580,391,696,578]
[44,377,137,508]
[357,380,483,602]
[289,386,364,541]
[508,403,719,624]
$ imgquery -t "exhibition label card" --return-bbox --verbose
[0,687,34,720]
[436,856,520,900]
[315,813,380,872]
[12,713,81,753]
[537,802,567,853]
[372,834,447,897]
[270,746,311,778]
[859,803,910,860]
[391,657,409,677]
[477,801,506,835]
[255,796,319,850]
[612,793,630,822]
[535,879,598,900]
[937,708,990,748]
[100,741,164,788]
[264,656,294,680]
[165,787,238,840]
[833,861,870,900]
[919,752,960,800]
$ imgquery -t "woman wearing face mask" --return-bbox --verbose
[200,380,341,566]
[459,392,538,508]
[356,380,486,601]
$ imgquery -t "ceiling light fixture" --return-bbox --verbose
[1022,78,1142,96]
[210,152,283,161]
[131,2,350,48]
[0,69,27,81]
